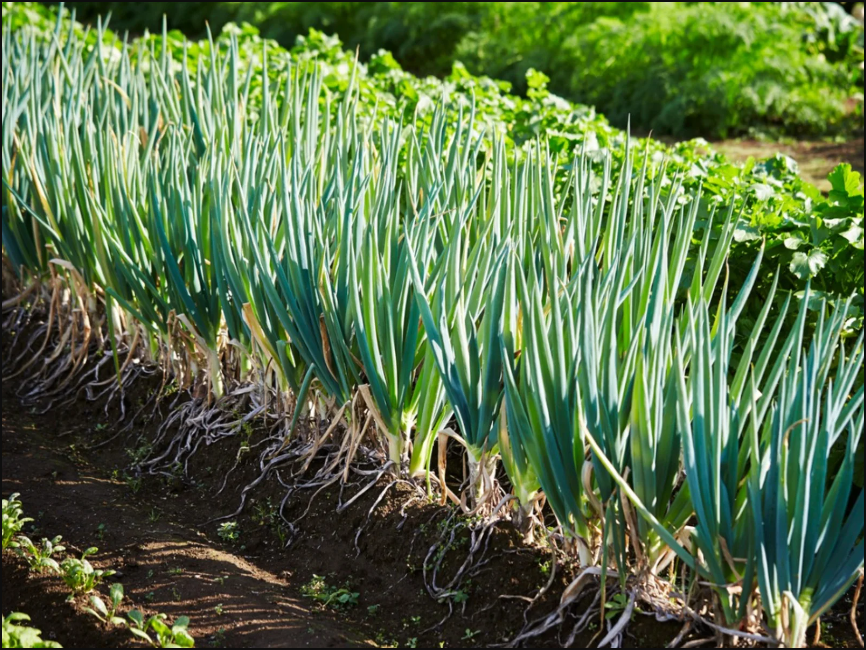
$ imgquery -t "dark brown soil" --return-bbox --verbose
[1,380,370,648]
[2,314,864,648]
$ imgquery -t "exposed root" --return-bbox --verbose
[338,464,395,514]
[137,385,266,478]
[498,543,560,630]
[419,510,509,633]
[1,278,39,311]
[348,474,428,555]
[667,620,692,648]
[505,566,618,647]
[852,571,864,648]
[204,443,308,526]
[596,590,636,647]
[680,602,779,646]
[3,306,47,368]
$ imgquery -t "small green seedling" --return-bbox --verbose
[60,547,115,594]
[301,575,358,610]
[127,610,195,648]
[86,583,126,626]
[15,535,65,574]
[451,589,469,604]
[2,493,32,549]
[124,474,143,494]
[217,521,239,543]
[1,612,62,648]
[604,592,630,620]
[462,629,480,640]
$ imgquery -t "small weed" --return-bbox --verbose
[538,558,551,576]
[148,508,161,523]
[126,440,153,465]
[451,588,469,604]
[165,462,184,486]
[373,631,397,647]
[124,473,142,494]
[213,603,224,616]
[171,587,182,602]
[217,521,239,544]
[462,629,480,641]
[238,420,254,453]
[96,523,106,540]
[273,523,289,546]
[168,567,183,576]
[251,497,290,545]
[367,604,380,617]
[604,592,630,620]
[301,575,359,610]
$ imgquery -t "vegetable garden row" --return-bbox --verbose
[2,3,864,647]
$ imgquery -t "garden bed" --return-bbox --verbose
[2,323,864,648]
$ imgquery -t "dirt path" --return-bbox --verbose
[2,397,369,648]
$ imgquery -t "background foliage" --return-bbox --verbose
[1,4,864,640]
[46,1,865,138]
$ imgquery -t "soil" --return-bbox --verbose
[2,314,864,648]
